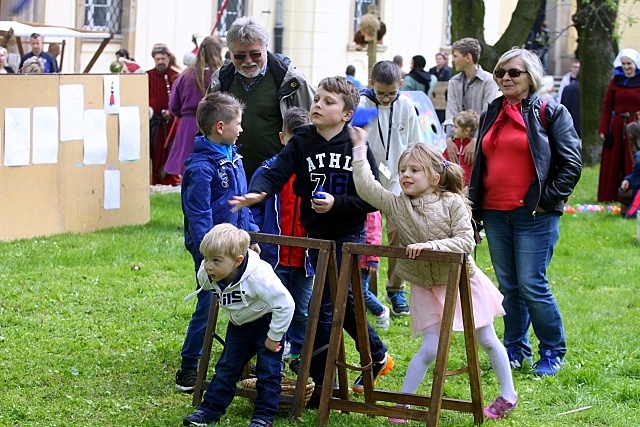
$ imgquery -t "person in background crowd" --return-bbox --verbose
[147,43,181,186]
[19,33,58,73]
[401,55,437,96]
[167,35,225,176]
[597,48,640,202]
[345,64,364,90]
[428,51,452,82]
[0,46,15,73]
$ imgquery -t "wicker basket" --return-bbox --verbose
[238,377,315,412]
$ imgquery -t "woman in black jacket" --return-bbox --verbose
[468,48,581,377]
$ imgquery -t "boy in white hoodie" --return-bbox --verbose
[359,60,422,316]
[183,223,294,427]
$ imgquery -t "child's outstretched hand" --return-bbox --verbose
[229,192,267,213]
[348,125,368,147]
[406,242,434,259]
[265,337,281,353]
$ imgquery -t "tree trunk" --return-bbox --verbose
[450,0,543,71]
[574,0,619,166]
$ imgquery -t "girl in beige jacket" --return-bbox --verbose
[349,128,517,422]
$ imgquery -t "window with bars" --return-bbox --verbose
[213,0,245,38]
[84,0,123,34]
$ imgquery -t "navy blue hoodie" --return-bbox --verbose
[249,124,379,240]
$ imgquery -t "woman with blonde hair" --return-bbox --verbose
[165,35,225,175]
[0,46,15,73]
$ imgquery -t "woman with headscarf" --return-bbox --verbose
[468,48,582,377]
[597,48,640,202]
[165,36,224,176]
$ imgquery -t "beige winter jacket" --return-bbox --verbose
[352,159,477,287]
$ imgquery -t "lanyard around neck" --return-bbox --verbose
[376,102,394,161]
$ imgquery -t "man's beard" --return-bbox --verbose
[237,62,260,79]
[156,64,167,72]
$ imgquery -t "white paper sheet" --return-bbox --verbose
[60,84,85,141]
[104,169,121,209]
[118,106,141,161]
[32,106,59,164]
[103,75,121,114]
[3,108,30,166]
[83,110,108,165]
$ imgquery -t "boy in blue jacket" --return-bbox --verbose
[176,91,259,392]
[230,76,394,399]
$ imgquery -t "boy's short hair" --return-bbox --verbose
[453,110,479,135]
[370,60,402,86]
[345,65,356,76]
[282,107,310,135]
[452,37,482,64]
[196,92,245,136]
[626,121,640,153]
[200,223,250,259]
[317,76,360,113]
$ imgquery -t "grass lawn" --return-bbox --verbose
[1,166,639,426]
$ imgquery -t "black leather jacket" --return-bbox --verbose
[468,94,582,222]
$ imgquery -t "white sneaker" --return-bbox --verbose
[282,340,291,360]
[375,305,390,331]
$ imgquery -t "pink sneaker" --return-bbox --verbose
[484,395,518,420]
[388,404,409,424]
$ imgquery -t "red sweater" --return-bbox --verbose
[482,102,536,211]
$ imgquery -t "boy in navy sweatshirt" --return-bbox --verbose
[230,76,394,398]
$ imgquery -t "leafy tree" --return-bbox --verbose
[574,0,619,165]
[450,0,622,166]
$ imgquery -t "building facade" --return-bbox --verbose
[1,0,638,79]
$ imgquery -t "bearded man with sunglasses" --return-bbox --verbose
[468,48,582,377]
[444,38,499,166]
[207,16,315,181]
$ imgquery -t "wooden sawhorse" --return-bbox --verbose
[317,243,485,426]
[191,233,338,420]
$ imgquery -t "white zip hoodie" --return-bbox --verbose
[196,250,294,342]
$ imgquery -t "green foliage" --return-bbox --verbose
[1,166,638,426]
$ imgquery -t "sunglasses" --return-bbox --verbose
[494,68,529,78]
[233,51,263,60]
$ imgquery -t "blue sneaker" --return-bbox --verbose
[386,291,410,316]
[183,408,217,426]
[533,350,563,376]
[248,420,272,427]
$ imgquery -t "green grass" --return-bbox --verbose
[1,166,639,426]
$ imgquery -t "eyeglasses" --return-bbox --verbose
[232,51,263,60]
[494,68,529,78]
[375,91,398,99]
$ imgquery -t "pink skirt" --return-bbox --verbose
[409,269,505,337]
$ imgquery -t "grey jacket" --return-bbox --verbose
[208,51,315,117]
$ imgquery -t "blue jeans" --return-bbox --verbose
[483,207,566,361]
[361,269,384,316]
[275,265,313,356]
[200,314,282,424]
[181,268,212,370]
[307,230,388,384]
